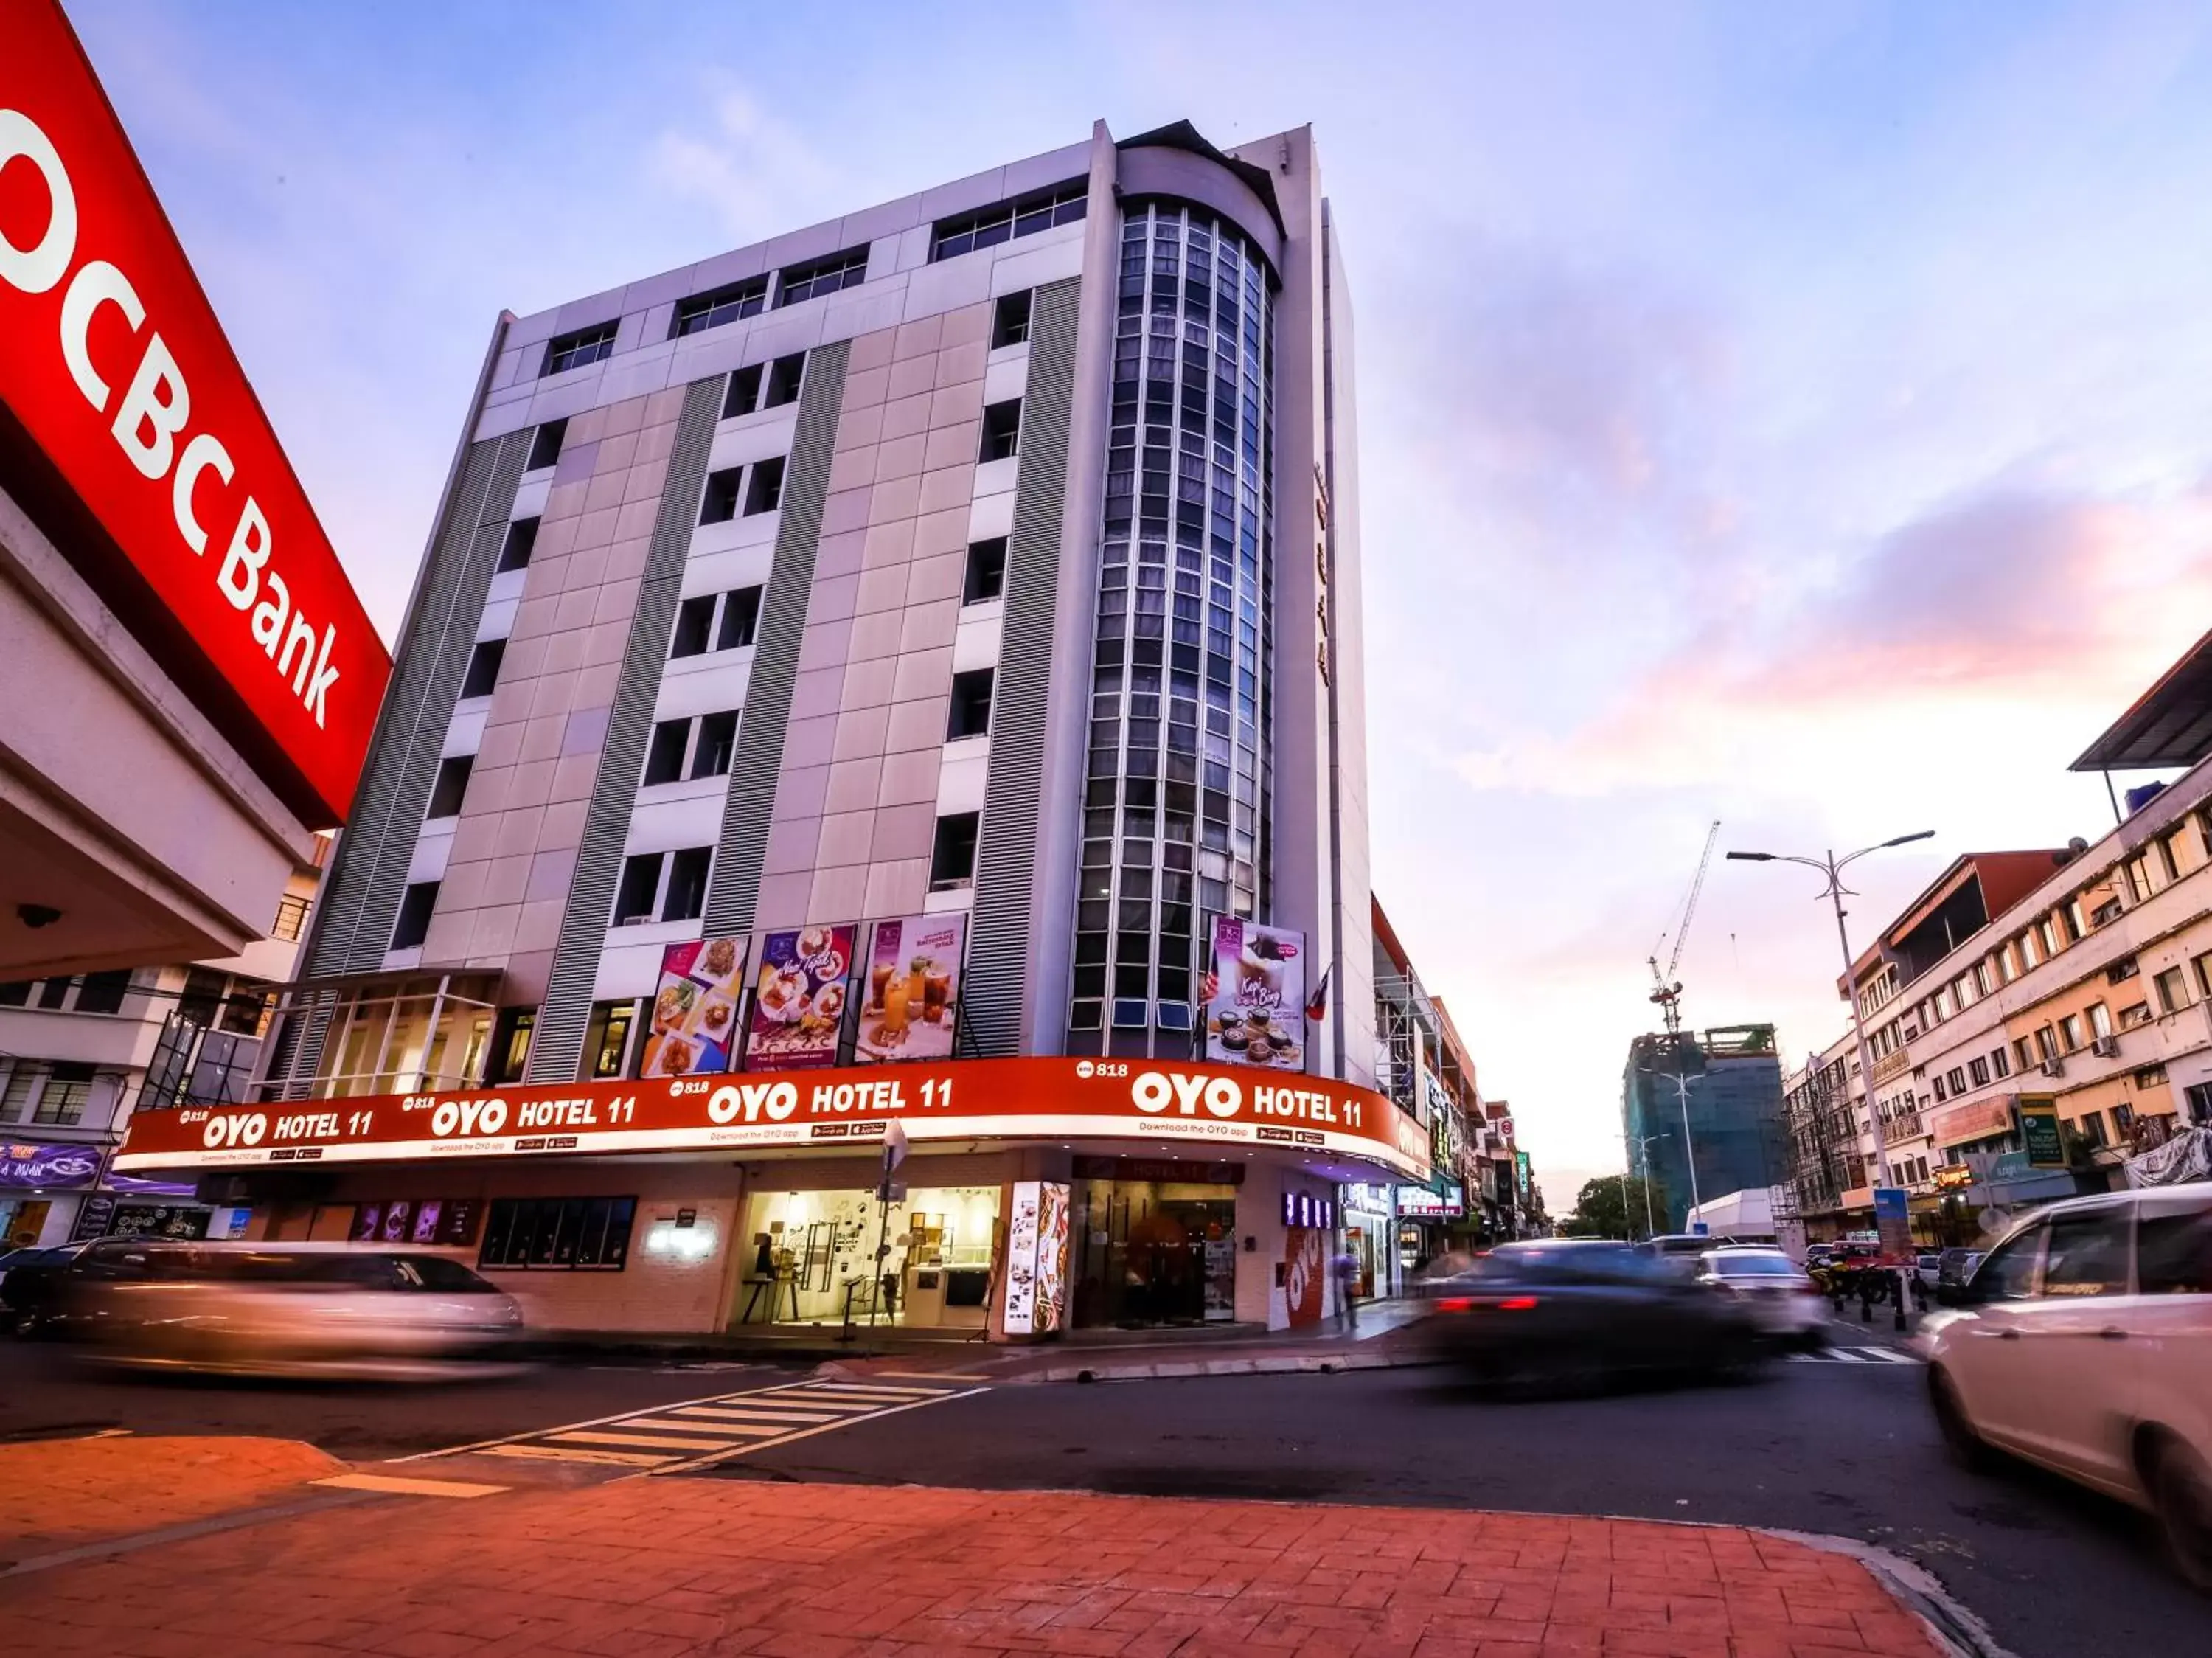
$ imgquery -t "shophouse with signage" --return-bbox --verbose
[1620,1026,1787,1234]
[0,3,388,985]
[115,120,1427,1339]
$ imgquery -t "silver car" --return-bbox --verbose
[1697,1246,1828,1348]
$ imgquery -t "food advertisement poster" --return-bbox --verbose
[745,925,856,1072]
[856,915,967,1064]
[641,937,749,1079]
[1205,918,1306,1071]
[1002,1179,1069,1335]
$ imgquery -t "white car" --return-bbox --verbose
[1921,1184,2212,1589]
[1697,1246,1828,1347]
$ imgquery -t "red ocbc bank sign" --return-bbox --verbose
[115,1057,1435,1184]
[0,1,386,825]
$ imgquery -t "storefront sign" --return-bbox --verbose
[1204,918,1306,1071]
[69,1192,114,1238]
[640,936,747,1078]
[1281,1222,1324,1327]
[1513,1150,1531,1200]
[1933,1093,2016,1148]
[115,1055,1431,1182]
[2018,1096,2065,1168]
[0,1141,100,1188]
[1072,1156,1245,1185]
[1395,1182,1465,1220]
[746,925,855,1071]
[1281,1189,1336,1229]
[1340,1182,1391,1216]
[855,915,964,1064]
[0,2,389,825]
[1002,1179,1068,1334]
[108,1201,206,1238]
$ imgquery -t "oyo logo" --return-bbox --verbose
[431,1097,508,1138]
[1132,1070,1242,1118]
[707,1081,799,1125]
[201,1112,268,1150]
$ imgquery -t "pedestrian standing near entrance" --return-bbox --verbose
[1330,1246,1361,1332]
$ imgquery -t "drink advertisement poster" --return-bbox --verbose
[640,936,748,1079]
[855,915,967,1064]
[745,925,856,1072]
[1205,918,1306,1071]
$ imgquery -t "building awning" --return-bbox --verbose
[2072,628,2212,771]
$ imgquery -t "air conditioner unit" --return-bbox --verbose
[2039,1057,2066,1078]
[2091,1035,2121,1058]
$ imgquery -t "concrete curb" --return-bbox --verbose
[1767,1527,2020,1658]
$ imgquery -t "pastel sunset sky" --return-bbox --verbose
[69,0,2212,1209]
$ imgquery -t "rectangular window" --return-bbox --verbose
[2160,830,2185,881]
[661,847,712,922]
[715,587,762,650]
[2020,931,2042,969]
[582,1000,638,1081]
[1932,1074,1948,1102]
[992,290,1033,349]
[2197,951,2212,999]
[1992,1046,2010,1079]
[2037,917,2060,957]
[459,639,505,700]
[671,594,717,658]
[2089,1001,2113,1038]
[978,400,1022,462]
[486,1007,535,1085]
[271,894,310,942]
[391,881,439,951]
[0,1064,35,1122]
[642,719,691,787]
[496,517,539,573]
[743,455,785,515]
[2157,965,2190,1015]
[74,970,133,1016]
[2059,1014,2084,1052]
[723,363,764,420]
[776,248,869,308]
[699,467,743,524]
[32,1062,94,1125]
[543,321,617,377]
[479,1196,635,1272]
[426,755,475,820]
[1997,947,2017,984]
[1969,1056,1989,1087]
[947,668,995,739]
[613,854,664,926]
[764,353,806,407]
[964,538,1008,604]
[691,710,739,780]
[2126,856,2153,903]
[929,179,1086,262]
[2034,1025,2057,1062]
[2079,1111,2107,1147]
[525,417,568,472]
[1947,1066,1967,1093]
[929,811,981,891]
[671,277,767,337]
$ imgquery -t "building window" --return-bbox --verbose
[74,970,133,1016]
[2058,1014,2084,1052]
[723,363,764,420]
[642,720,692,787]
[929,179,1086,262]
[613,854,664,926]
[764,353,806,407]
[692,710,740,779]
[992,290,1033,349]
[2160,830,2186,881]
[1969,1056,1989,1087]
[525,417,568,472]
[743,456,785,515]
[496,517,539,573]
[32,1062,94,1125]
[390,882,439,951]
[426,754,475,819]
[2120,1001,2153,1028]
[2109,955,2140,985]
[716,587,762,650]
[671,589,760,658]
[2037,917,2060,958]
[1947,1066,1967,1093]
[1996,947,2017,984]
[2079,1111,2107,1146]
[776,247,869,308]
[2126,856,2154,903]
[662,848,712,921]
[671,594,717,658]
[582,1000,638,1080]
[479,1196,636,1271]
[947,669,995,740]
[272,893,310,942]
[1933,1075,1948,1103]
[700,467,743,524]
[964,538,1008,605]
[930,812,981,892]
[2156,965,2190,1015]
[0,1064,36,1122]
[611,848,712,924]
[978,400,1023,462]
[2088,1001,2113,1038]
[543,321,617,377]
[2194,950,2212,1000]
[2115,1103,2137,1135]
[671,277,767,337]
[1991,1046,2010,1079]
[459,639,505,700]
[487,1008,535,1084]
[2091,894,2124,927]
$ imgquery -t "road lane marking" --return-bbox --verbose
[548,1429,754,1452]
[620,1417,787,1437]
[312,1473,507,1499]
[646,1384,990,1477]
[663,1406,848,1424]
[1789,1345,1923,1365]
[478,1443,672,1468]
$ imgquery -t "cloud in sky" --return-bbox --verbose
[66,0,2212,1192]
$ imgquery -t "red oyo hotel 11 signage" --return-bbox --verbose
[115,1056,1433,1184]
[0,1,387,825]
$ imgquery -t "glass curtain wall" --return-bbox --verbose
[1071,200,1276,1048]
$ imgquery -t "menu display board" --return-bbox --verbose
[1204,918,1306,1071]
[855,915,966,1064]
[745,926,855,1072]
[1002,1179,1069,1335]
[640,937,748,1078]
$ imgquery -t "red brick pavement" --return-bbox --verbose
[0,1473,1947,1657]
[0,1434,343,1560]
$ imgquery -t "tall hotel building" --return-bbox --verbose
[122,121,1416,1337]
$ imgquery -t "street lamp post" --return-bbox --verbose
[1639,1067,1701,1222]
[1626,1131,1669,1240]
[1727,831,1933,1333]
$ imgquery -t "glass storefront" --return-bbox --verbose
[1069,1158,1242,1327]
[735,1184,1000,1330]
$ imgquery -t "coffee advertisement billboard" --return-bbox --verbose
[745,925,856,1072]
[1204,918,1306,1072]
[639,936,748,1079]
[855,915,965,1065]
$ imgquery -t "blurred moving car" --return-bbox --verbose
[1921,1184,2212,1589]
[1915,1253,1942,1291]
[1697,1246,1827,1348]
[14,1241,524,1378]
[1936,1248,1984,1291]
[1419,1239,1773,1390]
[0,1240,101,1334]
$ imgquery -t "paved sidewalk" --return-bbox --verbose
[0,1434,342,1561]
[2,1470,1950,1657]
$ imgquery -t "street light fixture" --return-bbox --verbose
[1725,831,1935,1331]
[1636,1065,1702,1220]
[1625,1130,1669,1240]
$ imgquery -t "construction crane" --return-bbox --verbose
[1648,819,1721,1037]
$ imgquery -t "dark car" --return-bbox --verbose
[0,1239,111,1334]
[1417,1238,1773,1391]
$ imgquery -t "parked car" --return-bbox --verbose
[1697,1246,1828,1348]
[1915,1253,1943,1291]
[1418,1238,1773,1390]
[1920,1183,2212,1589]
[1935,1248,1985,1291]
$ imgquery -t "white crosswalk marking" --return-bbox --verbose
[1790,1345,1923,1366]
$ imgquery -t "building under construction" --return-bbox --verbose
[1621,1025,1788,1233]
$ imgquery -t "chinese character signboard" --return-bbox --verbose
[639,937,748,1079]
[1205,918,1306,1071]
[745,926,855,1072]
[855,915,965,1064]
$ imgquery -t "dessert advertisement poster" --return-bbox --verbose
[1204,918,1306,1072]
[745,925,857,1072]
